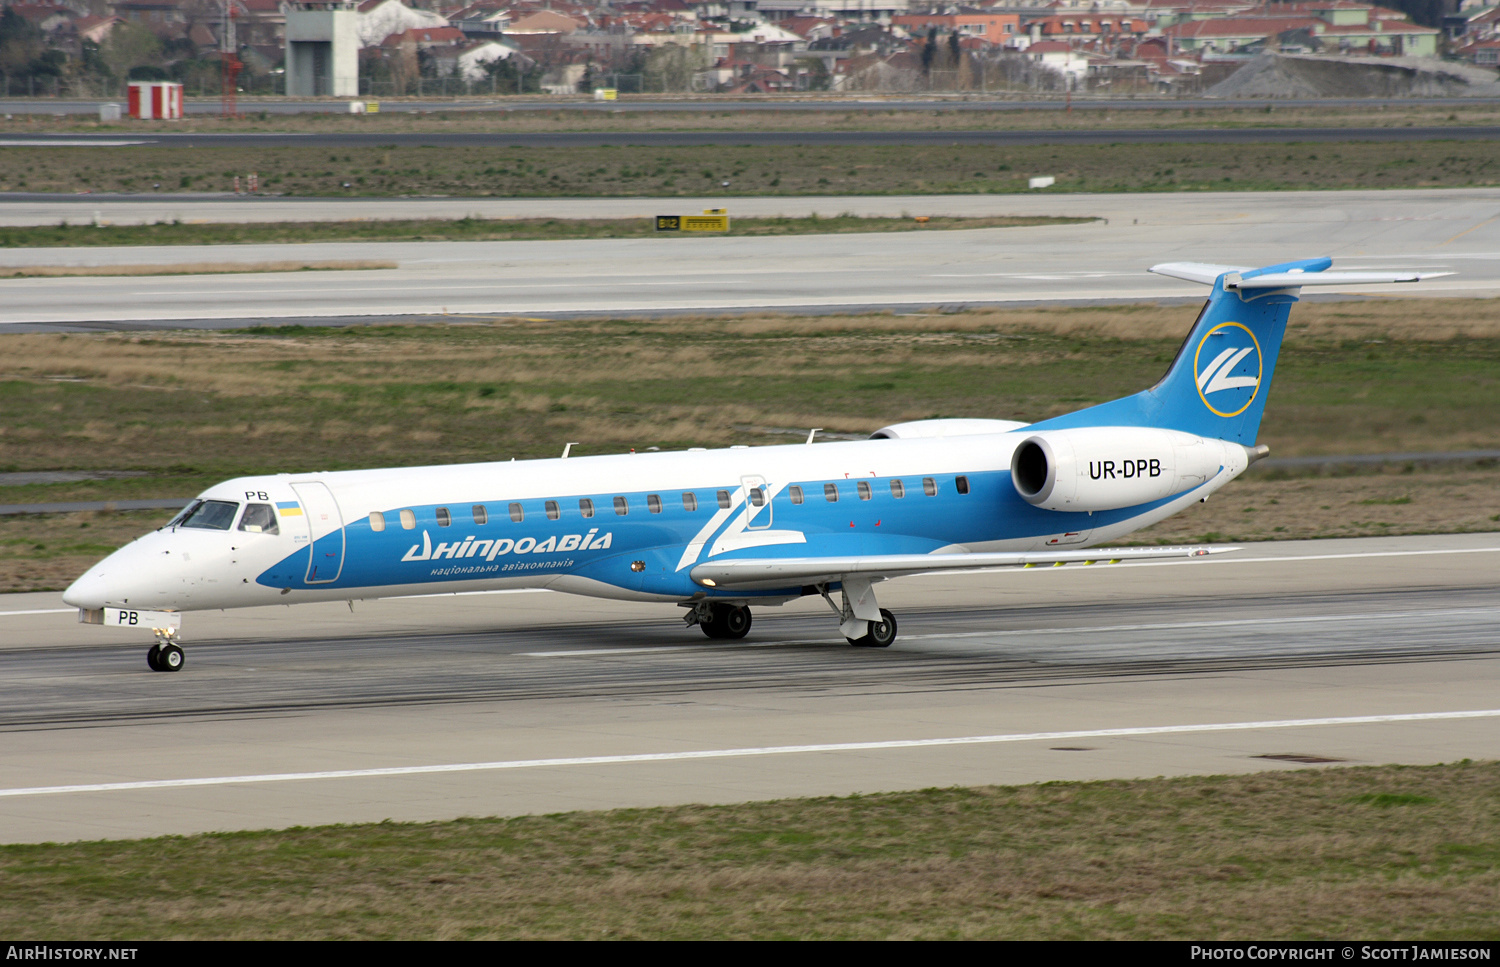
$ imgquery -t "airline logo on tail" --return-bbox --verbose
[1194,323,1263,418]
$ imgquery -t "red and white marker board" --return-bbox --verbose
[127,82,183,120]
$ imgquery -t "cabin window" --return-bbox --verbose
[367,511,385,533]
[891,479,905,498]
[240,503,280,535]
[824,483,839,502]
[717,489,731,510]
[956,475,971,495]
[614,496,629,515]
[789,485,804,505]
[923,477,937,496]
[436,507,451,527]
[178,500,239,531]
[509,502,524,523]
[545,500,560,521]
[682,492,697,512]
[748,487,765,507]
[857,481,872,501]
[580,498,594,518]
[472,505,488,525]
[647,494,663,514]
[400,509,416,530]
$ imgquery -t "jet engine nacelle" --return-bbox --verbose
[1010,427,1235,512]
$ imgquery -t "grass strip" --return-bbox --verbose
[0,259,396,277]
[2,761,1497,939]
[2,139,1497,197]
[0,215,1083,248]
[2,300,1496,591]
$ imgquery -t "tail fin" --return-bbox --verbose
[1030,257,1449,445]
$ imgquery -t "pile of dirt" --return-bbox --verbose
[1205,52,1500,98]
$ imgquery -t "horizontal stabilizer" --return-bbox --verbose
[1231,270,1452,289]
[691,545,1235,591]
[1149,263,1252,286]
[1150,261,1452,289]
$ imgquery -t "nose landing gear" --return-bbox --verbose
[684,601,752,639]
[146,629,185,672]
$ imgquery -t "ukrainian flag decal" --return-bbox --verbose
[276,501,303,517]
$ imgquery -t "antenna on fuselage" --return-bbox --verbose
[806,428,822,445]
[561,442,579,459]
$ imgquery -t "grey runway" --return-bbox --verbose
[2,533,1498,842]
[2,189,1498,328]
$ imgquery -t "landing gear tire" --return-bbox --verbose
[700,603,752,640]
[156,643,184,672]
[847,609,897,648]
[146,644,162,671]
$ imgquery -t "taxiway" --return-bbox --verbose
[2,189,1498,328]
[2,533,1497,843]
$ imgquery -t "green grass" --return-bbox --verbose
[2,299,1497,591]
[3,139,1499,197]
[2,301,1498,490]
[3,761,1498,939]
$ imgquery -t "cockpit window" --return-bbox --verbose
[177,499,239,531]
[238,503,280,535]
[166,500,201,528]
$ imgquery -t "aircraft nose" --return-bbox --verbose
[62,533,180,610]
[63,559,115,610]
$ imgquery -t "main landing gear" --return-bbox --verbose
[682,580,902,649]
[818,578,899,648]
[686,601,752,639]
[146,629,185,672]
[846,609,897,648]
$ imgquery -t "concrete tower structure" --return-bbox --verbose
[285,1,360,96]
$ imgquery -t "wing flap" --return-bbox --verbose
[690,545,1233,590]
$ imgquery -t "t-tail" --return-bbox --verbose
[1029,257,1450,445]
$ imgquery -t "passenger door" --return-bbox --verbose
[291,481,345,583]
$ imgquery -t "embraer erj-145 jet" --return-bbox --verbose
[64,258,1445,672]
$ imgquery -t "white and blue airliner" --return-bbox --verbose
[63,259,1445,671]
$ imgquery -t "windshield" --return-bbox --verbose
[176,499,240,531]
[165,500,201,528]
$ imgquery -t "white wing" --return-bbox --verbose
[690,545,1233,591]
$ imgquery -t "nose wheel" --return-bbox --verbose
[146,631,185,672]
[688,602,752,639]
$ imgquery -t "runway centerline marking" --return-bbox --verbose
[3,709,1496,800]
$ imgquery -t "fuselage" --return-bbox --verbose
[62,429,1245,614]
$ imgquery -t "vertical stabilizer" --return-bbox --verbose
[1029,258,1329,445]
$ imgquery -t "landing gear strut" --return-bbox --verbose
[818,579,900,649]
[146,629,185,672]
[686,601,752,639]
